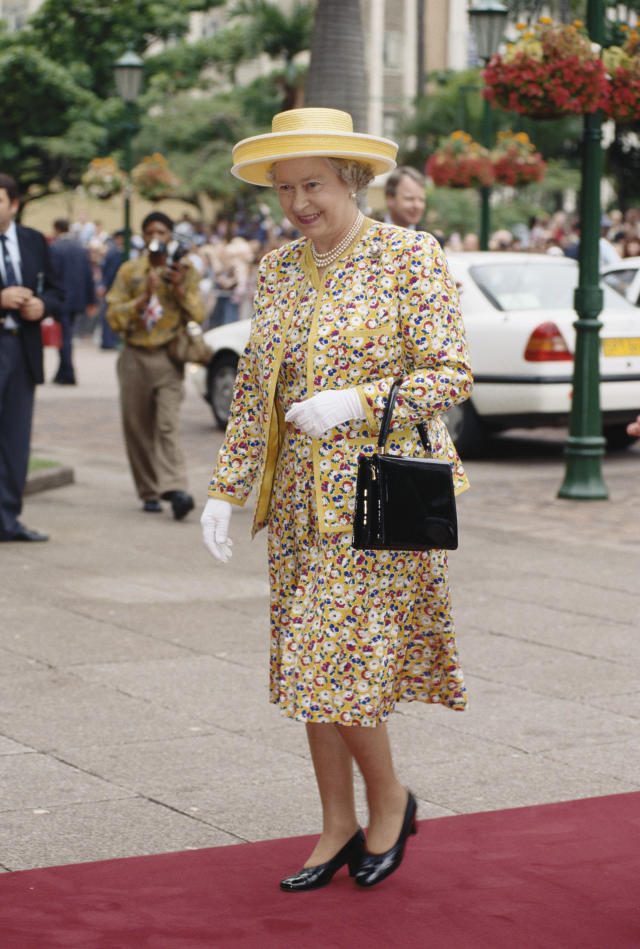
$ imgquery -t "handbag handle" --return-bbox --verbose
[377,378,432,454]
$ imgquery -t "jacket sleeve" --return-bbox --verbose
[358,232,473,428]
[105,261,139,332]
[38,234,64,321]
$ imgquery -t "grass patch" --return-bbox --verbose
[28,458,61,472]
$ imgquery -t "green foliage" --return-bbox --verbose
[229,0,314,64]
[0,44,103,189]
[401,68,583,174]
[131,79,281,206]
[27,0,225,95]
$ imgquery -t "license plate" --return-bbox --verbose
[602,337,640,357]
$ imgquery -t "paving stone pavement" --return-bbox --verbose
[1,340,639,872]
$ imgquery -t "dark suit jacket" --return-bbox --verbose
[0,224,64,384]
[50,236,96,314]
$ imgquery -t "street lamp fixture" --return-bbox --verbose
[468,2,509,62]
[468,2,508,250]
[114,49,144,102]
[114,49,144,259]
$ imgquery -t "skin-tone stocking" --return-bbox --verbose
[303,722,359,867]
[303,721,408,866]
[337,722,408,854]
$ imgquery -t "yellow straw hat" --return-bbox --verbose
[231,108,398,186]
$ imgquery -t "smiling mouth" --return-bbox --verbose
[297,213,321,225]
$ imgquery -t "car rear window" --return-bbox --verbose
[469,262,633,311]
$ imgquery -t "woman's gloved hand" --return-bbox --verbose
[201,498,233,563]
[285,388,365,438]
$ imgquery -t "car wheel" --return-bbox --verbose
[443,401,486,458]
[603,423,638,451]
[207,353,238,430]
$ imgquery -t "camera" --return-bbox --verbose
[148,233,191,282]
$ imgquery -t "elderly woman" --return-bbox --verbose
[201,108,473,890]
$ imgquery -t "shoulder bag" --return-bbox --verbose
[352,378,458,551]
[167,320,213,366]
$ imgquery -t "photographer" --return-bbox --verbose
[106,211,204,519]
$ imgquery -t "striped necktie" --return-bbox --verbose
[0,234,18,286]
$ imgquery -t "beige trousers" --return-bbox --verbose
[117,345,187,501]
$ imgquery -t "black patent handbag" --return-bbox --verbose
[352,379,458,551]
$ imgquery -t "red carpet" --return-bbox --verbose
[1,792,638,949]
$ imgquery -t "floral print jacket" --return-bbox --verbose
[208,220,473,536]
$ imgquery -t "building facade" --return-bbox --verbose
[363,0,468,138]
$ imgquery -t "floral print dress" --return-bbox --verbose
[267,258,467,727]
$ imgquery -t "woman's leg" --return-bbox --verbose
[303,722,359,867]
[336,722,408,854]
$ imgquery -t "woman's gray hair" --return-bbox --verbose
[267,157,374,197]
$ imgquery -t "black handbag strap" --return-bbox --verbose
[377,378,432,454]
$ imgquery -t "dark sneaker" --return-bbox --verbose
[143,499,162,513]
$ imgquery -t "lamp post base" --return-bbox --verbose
[557,436,609,500]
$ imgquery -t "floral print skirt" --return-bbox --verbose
[267,424,467,726]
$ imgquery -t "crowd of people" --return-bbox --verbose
[28,188,640,370]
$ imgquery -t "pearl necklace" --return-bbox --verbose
[311,211,364,268]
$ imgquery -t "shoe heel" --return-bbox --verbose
[348,855,362,877]
[410,818,418,836]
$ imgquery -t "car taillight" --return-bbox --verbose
[524,322,573,362]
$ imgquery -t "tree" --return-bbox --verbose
[0,45,104,194]
[305,0,367,131]
[0,0,226,194]
[27,0,225,96]
[228,0,314,109]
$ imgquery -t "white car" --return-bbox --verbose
[190,251,640,453]
[601,256,640,307]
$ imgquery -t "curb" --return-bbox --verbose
[24,465,75,496]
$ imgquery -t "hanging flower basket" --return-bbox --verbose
[491,131,547,186]
[131,153,181,202]
[602,28,640,125]
[425,131,495,188]
[81,157,127,200]
[482,18,608,119]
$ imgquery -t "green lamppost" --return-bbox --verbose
[558,0,608,500]
[468,2,508,250]
[113,49,144,261]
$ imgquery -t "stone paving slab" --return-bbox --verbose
[0,798,238,871]
[0,752,131,812]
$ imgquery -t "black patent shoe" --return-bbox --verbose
[355,791,418,888]
[280,828,365,892]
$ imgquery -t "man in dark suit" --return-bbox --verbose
[98,229,125,350]
[0,173,64,542]
[50,218,97,384]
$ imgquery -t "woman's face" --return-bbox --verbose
[273,157,354,252]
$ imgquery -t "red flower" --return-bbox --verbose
[482,20,608,119]
[425,131,495,188]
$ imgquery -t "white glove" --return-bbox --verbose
[201,498,233,563]
[285,388,366,438]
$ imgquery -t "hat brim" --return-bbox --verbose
[231,130,398,186]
